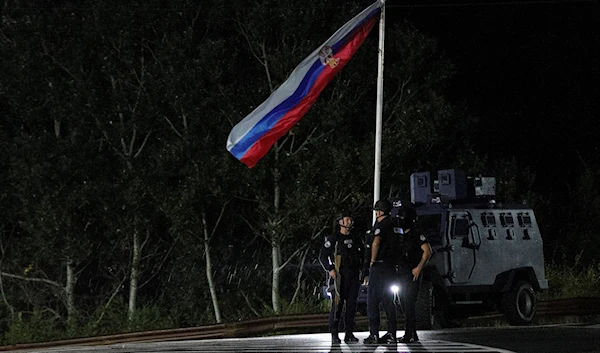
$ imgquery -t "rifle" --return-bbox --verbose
[333,241,342,318]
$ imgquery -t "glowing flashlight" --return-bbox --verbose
[390,285,400,294]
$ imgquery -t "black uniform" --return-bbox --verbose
[398,228,429,341]
[366,216,402,338]
[319,229,364,335]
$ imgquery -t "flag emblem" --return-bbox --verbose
[318,46,340,68]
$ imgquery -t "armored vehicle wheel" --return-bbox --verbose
[501,280,536,325]
[415,280,451,330]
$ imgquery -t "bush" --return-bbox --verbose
[1,311,63,345]
[540,261,600,300]
[282,294,329,315]
[128,305,175,332]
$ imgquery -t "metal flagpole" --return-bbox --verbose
[373,0,386,225]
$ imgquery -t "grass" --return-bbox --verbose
[540,261,600,301]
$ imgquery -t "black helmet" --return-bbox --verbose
[334,209,354,232]
[373,199,392,213]
[336,209,353,220]
[397,205,417,229]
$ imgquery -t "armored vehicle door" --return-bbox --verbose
[447,211,481,284]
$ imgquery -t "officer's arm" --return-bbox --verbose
[355,233,365,263]
[318,237,335,272]
[370,235,381,266]
[362,233,371,280]
[416,242,432,271]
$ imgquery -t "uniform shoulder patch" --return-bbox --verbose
[324,240,331,248]
[420,234,426,242]
[374,229,381,235]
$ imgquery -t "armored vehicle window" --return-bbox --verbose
[481,212,496,227]
[451,217,470,237]
[500,213,514,227]
[518,213,532,227]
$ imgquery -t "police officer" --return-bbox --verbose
[319,210,363,344]
[363,199,401,344]
[396,205,432,343]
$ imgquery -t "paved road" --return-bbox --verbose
[432,323,600,353]
[14,324,600,353]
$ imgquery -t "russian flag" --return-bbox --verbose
[227,1,382,168]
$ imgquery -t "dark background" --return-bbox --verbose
[389,0,599,192]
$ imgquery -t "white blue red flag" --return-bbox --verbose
[227,1,382,168]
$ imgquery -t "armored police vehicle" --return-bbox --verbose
[356,169,548,329]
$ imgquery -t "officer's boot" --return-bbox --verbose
[344,331,359,343]
[363,333,379,344]
[379,331,397,344]
[399,329,416,343]
[330,318,341,344]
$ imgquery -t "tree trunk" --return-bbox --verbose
[289,248,309,307]
[128,226,141,322]
[201,208,222,323]
[65,257,75,323]
[0,240,15,319]
[271,146,282,314]
[271,241,282,314]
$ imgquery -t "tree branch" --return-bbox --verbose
[386,76,412,124]
[0,235,15,318]
[0,272,63,289]
[41,40,77,82]
[235,16,265,68]
[128,125,137,157]
[209,200,230,240]
[164,116,183,138]
[278,221,327,272]
[240,214,268,243]
[139,241,176,289]
[133,132,151,158]
[240,290,261,317]
[129,55,145,117]
[93,276,127,327]
[288,246,310,308]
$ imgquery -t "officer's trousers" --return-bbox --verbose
[398,269,421,338]
[366,265,397,336]
[329,268,360,333]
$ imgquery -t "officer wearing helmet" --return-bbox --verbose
[395,204,432,343]
[319,210,364,344]
[363,199,402,344]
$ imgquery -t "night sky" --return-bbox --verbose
[387,0,599,191]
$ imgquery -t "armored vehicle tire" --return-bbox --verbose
[501,280,536,325]
[415,280,451,330]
